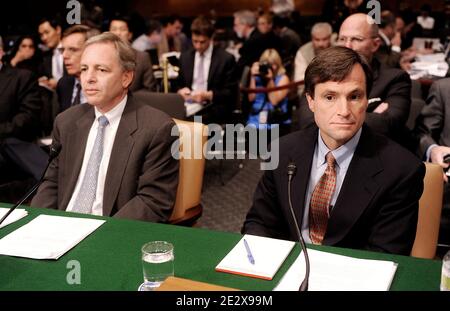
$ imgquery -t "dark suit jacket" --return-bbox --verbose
[235,29,281,78]
[242,125,424,255]
[31,94,179,222]
[375,36,401,68]
[297,59,411,141]
[177,46,237,123]
[0,65,42,142]
[56,75,76,113]
[40,49,67,79]
[414,78,450,157]
[129,50,156,92]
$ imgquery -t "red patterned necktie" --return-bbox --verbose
[309,152,336,244]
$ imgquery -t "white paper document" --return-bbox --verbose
[185,102,204,117]
[274,249,397,291]
[215,234,295,280]
[0,214,105,260]
[0,208,28,229]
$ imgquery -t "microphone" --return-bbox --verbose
[287,161,310,291]
[0,142,62,227]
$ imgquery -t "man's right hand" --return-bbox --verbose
[430,145,450,182]
[177,87,192,101]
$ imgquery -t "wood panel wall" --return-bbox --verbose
[129,0,446,18]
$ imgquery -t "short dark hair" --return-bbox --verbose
[191,16,214,38]
[38,17,62,30]
[146,19,162,35]
[380,10,396,29]
[161,15,183,27]
[110,14,131,29]
[304,46,373,98]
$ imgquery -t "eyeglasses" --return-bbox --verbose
[337,36,377,44]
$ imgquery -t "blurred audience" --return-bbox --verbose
[109,16,156,92]
[294,22,332,93]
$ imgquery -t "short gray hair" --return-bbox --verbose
[311,22,332,36]
[84,32,136,71]
[234,10,256,27]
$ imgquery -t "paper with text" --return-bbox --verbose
[274,249,397,291]
[215,234,295,280]
[0,214,105,260]
[0,208,28,229]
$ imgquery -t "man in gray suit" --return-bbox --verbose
[31,32,179,222]
[415,78,450,245]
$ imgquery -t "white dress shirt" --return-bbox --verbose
[191,43,213,92]
[71,78,88,105]
[66,95,128,215]
[52,42,64,81]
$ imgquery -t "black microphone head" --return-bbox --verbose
[287,162,297,176]
[49,142,62,159]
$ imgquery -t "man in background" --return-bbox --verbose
[294,22,332,93]
[109,16,156,92]
[176,16,237,124]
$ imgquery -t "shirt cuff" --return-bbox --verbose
[425,144,438,161]
[391,45,401,53]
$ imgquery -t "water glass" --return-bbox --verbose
[141,241,174,291]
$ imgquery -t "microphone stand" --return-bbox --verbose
[0,143,61,227]
[287,162,310,291]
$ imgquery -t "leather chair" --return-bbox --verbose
[411,162,444,259]
[169,119,207,226]
[133,90,186,120]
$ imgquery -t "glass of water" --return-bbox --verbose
[141,241,174,291]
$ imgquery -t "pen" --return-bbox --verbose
[243,238,255,265]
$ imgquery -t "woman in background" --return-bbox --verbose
[247,48,291,135]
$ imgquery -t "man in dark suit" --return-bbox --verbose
[376,10,401,68]
[414,78,450,246]
[109,16,156,92]
[176,16,237,124]
[297,13,411,146]
[243,46,424,255]
[233,10,280,79]
[31,33,179,222]
[57,25,99,113]
[0,42,48,200]
[38,18,64,90]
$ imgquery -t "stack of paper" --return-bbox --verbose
[274,249,398,291]
[215,234,295,280]
[0,208,28,229]
[0,214,105,260]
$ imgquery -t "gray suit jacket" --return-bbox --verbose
[415,78,450,157]
[31,94,179,222]
[129,50,156,92]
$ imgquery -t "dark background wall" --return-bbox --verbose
[0,0,446,36]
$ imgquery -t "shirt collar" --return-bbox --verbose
[196,43,213,59]
[316,127,362,170]
[378,31,390,46]
[94,94,128,124]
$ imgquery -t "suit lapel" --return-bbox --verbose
[185,50,195,87]
[323,126,383,245]
[102,96,137,216]
[290,127,317,233]
[60,107,95,209]
[207,48,219,88]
